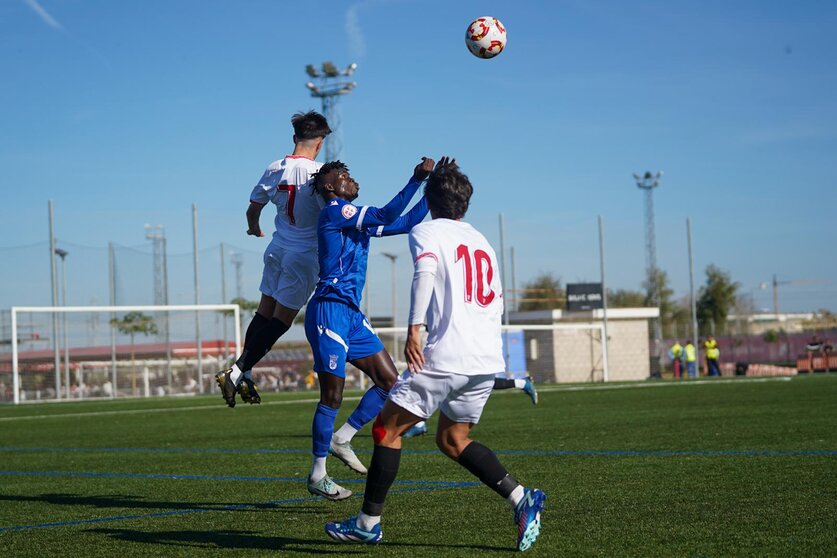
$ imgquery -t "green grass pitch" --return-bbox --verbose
[1,374,835,556]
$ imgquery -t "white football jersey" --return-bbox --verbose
[250,155,324,253]
[408,218,505,375]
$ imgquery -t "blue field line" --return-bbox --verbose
[0,484,470,532]
[0,446,834,457]
[0,469,479,487]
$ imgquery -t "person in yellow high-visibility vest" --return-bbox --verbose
[668,341,683,379]
[704,336,721,377]
[684,341,697,378]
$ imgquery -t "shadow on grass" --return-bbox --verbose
[87,527,512,553]
[0,493,321,514]
[87,528,360,554]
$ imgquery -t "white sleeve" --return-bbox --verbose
[408,228,438,326]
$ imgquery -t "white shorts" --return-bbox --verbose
[259,246,319,311]
[388,369,495,424]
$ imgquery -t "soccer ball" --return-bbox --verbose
[465,16,507,59]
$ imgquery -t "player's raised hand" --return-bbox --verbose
[433,156,457,173]
[247,226,265,237]
[413,157,435,181]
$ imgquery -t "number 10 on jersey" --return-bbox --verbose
[455,244,496,306]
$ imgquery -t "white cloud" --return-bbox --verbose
[346,2,366,59]
[23,0,63,30]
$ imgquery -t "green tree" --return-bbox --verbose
[696,265,739,335]
[643,268,688,337]
[607,289,647,308]
[517,273,565,311]
[110,312,158,396]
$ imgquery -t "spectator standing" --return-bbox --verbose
[684,341,697,378]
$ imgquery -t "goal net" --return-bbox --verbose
[5,304,241,404]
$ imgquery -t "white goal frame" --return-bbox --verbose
[10,304,241,405]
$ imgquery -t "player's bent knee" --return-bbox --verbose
[435,433,463,460]
[372,414,387,444]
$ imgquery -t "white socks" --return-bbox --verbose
[507,485,525,509]
[310,456,327,482]
[333,423,359,444]
[357,511,381,531]
[514,378,527,389]
[229,364,244,386]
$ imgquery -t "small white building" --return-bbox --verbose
[509,308,660,383]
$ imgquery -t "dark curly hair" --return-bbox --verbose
[312,160,349,196]
[292,111,331,140]
[425,163,473,220]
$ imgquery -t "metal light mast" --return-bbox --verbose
[144,224,168,306]
[305,62,357,161]
[634,171,663,345]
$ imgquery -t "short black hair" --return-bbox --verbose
[292,111,331,140]
[312,160,349,196]
[425,163,473,220]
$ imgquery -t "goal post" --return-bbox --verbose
[9,304,241,405]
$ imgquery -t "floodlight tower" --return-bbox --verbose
[634,171,663,344]
[305,62,357,161]
[144,224,169,306]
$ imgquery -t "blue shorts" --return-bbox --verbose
[304,298,385,377]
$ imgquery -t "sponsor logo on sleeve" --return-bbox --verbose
[341,204,358,219]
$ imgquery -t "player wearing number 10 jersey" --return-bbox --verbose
[325,158,545,551]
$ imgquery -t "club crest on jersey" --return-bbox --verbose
[328,354,338,370]
[341,204,357,219]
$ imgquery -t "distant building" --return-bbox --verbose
[509,308,659,383]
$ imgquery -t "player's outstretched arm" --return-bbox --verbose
[377,197,428,237]
[355,157,434,228]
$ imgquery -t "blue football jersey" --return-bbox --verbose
[312,177,428,309]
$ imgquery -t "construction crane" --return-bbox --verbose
[770,275,830,320]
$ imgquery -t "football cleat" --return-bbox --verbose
[325,516,382,544]
[514,488,546,551]
[523,377,539,406]
[215,369,237,408]
[402,421,428,438]
[237,376,261,405]
[307,475,352,501]
[329,438,368,475]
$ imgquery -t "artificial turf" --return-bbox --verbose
[0,374,835,556]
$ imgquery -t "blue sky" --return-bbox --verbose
[1,0,835,322]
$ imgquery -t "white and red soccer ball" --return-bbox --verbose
[465,16,506,59]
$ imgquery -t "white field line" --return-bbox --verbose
[533,376,793,393]
[0,376,794,422]
[0,396,359,422]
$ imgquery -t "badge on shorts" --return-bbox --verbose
[329,354,338,370]
[341,204,357,219]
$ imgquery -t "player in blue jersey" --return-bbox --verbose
[303,156,436,500]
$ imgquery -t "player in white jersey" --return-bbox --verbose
[325,158,546,552]
[215,111,331,407]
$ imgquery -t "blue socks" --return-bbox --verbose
[347,386,389,430]
[312,403,339,457]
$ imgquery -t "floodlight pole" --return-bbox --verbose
[305,62,357,161]
[598,216,610,383]
[687,218,699,366]
[634,171,663,375]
